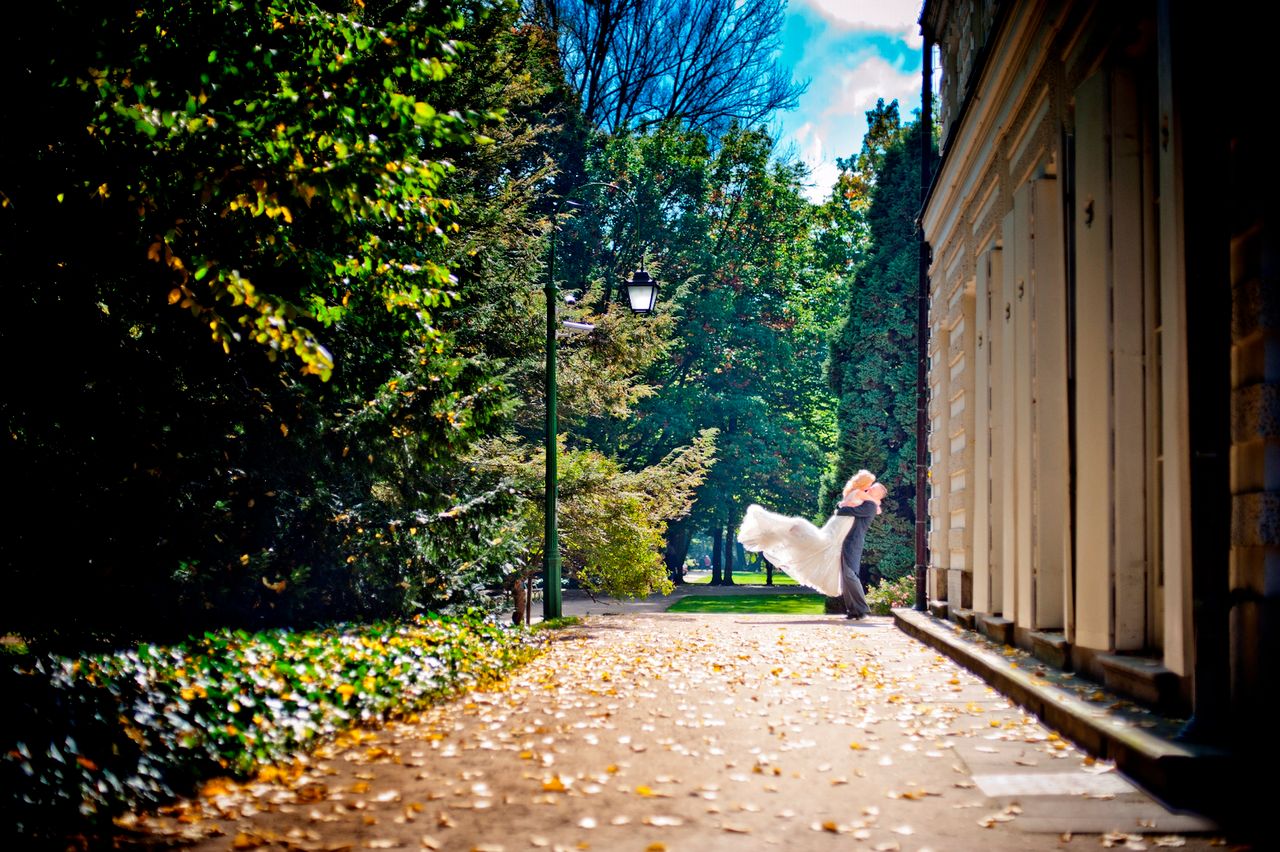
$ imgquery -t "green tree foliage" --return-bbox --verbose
[469,430,716,599]
[824,105,933,581]
[580,126,841,579]
[0,0,522,644]
[421,16,714,607]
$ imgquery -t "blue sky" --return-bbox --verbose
[771,0,926,202]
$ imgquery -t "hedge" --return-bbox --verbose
[1,612,540,833]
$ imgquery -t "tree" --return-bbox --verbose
[824,108,933,581]
[470,429,715,604]
[0,0,521,644]
[538,0,805,134]
[429,9,719,611]
[576,125,840,582]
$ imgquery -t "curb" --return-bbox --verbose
[892,608,1236,821]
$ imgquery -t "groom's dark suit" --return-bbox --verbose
[835,501,877,618]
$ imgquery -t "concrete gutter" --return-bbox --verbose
[893,608,1237,820]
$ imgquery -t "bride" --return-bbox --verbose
[737,470,882,598]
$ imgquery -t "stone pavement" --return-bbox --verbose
[138,607,1245,851]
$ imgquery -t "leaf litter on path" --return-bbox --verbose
[109,615,1235,852]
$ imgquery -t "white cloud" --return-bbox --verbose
[801,0,924,47]
[789,56,920,203]
[823,56,920,121]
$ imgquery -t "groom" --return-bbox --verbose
[835,482,886,619]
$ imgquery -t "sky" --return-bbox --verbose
[772,0,926,203]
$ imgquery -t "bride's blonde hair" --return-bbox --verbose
[843,469,876,495]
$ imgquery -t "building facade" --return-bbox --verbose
[918,0,1275,748]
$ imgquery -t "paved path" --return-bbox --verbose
[136,612,1234,851]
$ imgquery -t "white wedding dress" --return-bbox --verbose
[737,503,852,597]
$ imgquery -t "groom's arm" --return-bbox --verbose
[836,501,879,518]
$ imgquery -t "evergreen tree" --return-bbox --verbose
[824,108,931,581]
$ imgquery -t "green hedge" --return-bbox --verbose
[1,612,540,833]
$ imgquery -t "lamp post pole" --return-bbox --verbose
[542,183,654,622]
[543,219,563,621]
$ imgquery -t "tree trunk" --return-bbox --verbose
[711,526,724,585]
[723,524,735,585]
[765,556,774,585]
[664,516,693,584]
[511,573,528,626]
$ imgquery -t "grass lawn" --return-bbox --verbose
[684,571,797,586]
[666,594,826,614]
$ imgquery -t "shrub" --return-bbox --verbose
[1,613,539,833]
[866,573,916,615]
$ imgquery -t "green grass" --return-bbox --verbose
[531,616,583,632]
[684,571,797,586]
[666,594,826,614]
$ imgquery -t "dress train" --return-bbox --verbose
[736,503,852,597]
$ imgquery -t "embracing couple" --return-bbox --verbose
[736,470,887,619]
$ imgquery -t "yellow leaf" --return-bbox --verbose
[280,423,289,437]
[541,776,566,792]
[168,288,182,305]
[635,785,654,797]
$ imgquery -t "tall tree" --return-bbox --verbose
[0,0,520,643]
[579,126,840,580]
[538,0,804,134]
[825,108,932,581]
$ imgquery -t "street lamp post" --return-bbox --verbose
[543,183,656,621]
